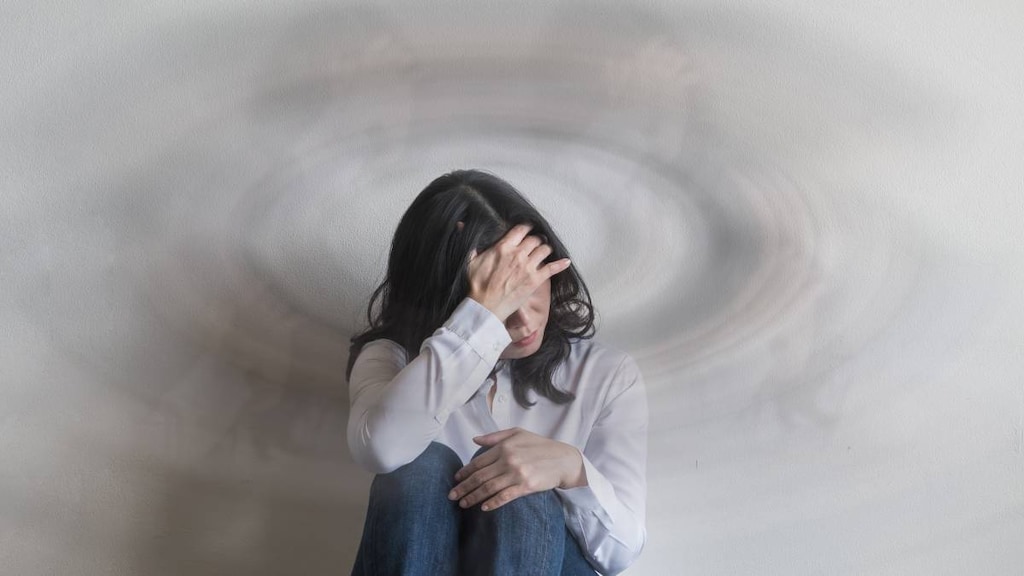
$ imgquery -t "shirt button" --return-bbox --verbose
[497,395,506,403]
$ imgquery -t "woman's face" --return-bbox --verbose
[499,278,551,360]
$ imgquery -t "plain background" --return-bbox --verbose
[2,1,1023,574]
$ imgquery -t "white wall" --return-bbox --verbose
[2,1,1022,574]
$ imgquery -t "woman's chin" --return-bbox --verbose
[500,339,543,360]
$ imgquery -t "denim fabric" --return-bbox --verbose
[352,442,597,576]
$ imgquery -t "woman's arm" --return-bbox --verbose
[555,355,649,576]
[349,224,569,473]
[347,297,511,473]
[446,353,649,575]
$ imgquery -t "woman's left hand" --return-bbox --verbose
[449,427,587,511]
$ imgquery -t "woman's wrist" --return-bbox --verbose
[467,292,507,322]
[559,444,588,489]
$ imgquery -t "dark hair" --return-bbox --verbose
[346,169,595,408]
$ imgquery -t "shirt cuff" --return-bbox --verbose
[441,297,512,363]
[555,452,617,530]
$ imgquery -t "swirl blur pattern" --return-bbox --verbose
[2,1,1023,575]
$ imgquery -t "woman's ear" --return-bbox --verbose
[456,220,465,232]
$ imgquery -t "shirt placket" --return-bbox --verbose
[491,365,511,429]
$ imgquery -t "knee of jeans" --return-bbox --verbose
[468,447,562,516]
[496,488,563,522]
[385,441,462,481]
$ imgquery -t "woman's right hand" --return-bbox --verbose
[466,224,572,322]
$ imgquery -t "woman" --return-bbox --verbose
[347,170,648,576]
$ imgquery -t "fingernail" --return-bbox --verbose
[448,490,457,500]
[460,499,468,508]
[481,504,490,511]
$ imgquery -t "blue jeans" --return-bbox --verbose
[352,442,598,575]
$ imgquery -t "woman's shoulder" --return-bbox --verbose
[566,337,636,371]
[350,338,409,372]
[562,337,643,396]
[365,337,407,354]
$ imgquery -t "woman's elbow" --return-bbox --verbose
[346,421,415,474]
[357,454,407,475]
[348,441,410,474]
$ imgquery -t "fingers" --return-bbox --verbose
[453,446,500,483]
[454,468,516,509]
[466,224,570,320]
[449,428,562,513]
[502,223,534,247]
[527,243,553,269]
[486,225,554,267]
[518,234,543,256]
[450,452,503,505]
[500,225,550,259]
[480,485,531,512]
[456,468,537,512]
[473,428,520,447]
[541,258,572,279]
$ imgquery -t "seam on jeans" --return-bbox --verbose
[363,482,376,575]
[541,501,553,575]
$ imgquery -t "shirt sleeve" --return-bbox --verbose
[347,297,512,473]
[554,355,648,576]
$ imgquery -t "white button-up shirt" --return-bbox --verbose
[348,297,648,575]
